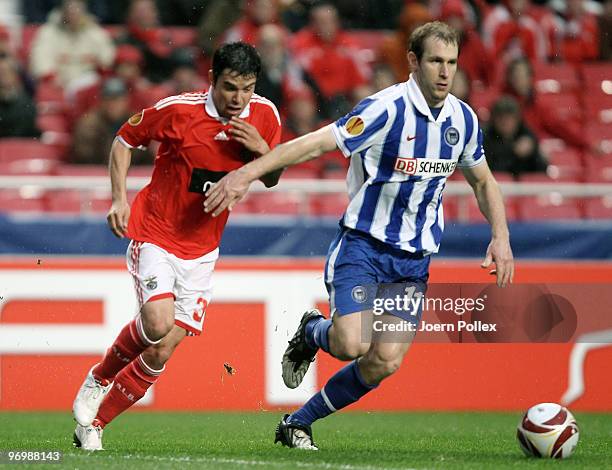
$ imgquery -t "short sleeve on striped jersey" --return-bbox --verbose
[331,98,390,158]
[457,103,486,168]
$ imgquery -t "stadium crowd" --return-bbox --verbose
[0,0,610,218]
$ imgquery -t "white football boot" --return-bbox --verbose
[73,423,104,451]
[72,364,113,426]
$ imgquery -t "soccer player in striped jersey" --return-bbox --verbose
[71,42,282,450]
[205,21,514,450]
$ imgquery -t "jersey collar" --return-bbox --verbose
[405,74,454,123]
[205,86,251,122]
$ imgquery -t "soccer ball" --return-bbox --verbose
[516,403,579,459]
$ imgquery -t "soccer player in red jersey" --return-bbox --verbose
[71,42,282,451]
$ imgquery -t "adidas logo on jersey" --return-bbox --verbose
[214,130,230,141]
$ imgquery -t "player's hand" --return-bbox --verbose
[107,200,130,238]
[481,237,514,288]
[228,117,270,155]
[204,169,251,217]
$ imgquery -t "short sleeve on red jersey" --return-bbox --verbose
[117,94,202,148]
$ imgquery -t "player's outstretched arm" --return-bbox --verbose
[462,162,514,287]
[204,125,338,217]
[107,137,133,238]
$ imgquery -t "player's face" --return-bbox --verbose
[408,37,458,108]
[210,69,257,119]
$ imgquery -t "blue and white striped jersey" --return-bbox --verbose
[330,76,485,255]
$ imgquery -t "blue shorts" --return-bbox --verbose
[324,227,430,321]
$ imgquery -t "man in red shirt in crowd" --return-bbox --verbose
[291,1,370,119]
[71,42,282,451]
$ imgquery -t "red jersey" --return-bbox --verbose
[117,90,281,259]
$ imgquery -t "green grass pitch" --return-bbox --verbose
[0,411,610,469]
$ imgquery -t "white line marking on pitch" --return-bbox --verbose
[67,452,422,470]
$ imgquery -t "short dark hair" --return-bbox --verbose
[408,21,460,61]
[212,42,262,83]
[491,95,520,118]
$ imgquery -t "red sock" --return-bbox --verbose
[95,355,164,428]
[93,316,156,384]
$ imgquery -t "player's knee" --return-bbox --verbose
[141,314,174,341]
[363,349,402,379]
[333,340,369,360]
[142,345,173,369]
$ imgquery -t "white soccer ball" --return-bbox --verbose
[516,402,580,459]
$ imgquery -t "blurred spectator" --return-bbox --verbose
[549,0,600,63]
[70,45,166,122]
[29,0,115,89]
[599,0,612,60]
[503,58,594,153]
[116,0,173,83]
[281,87,345,171]
[0,55,40,138]
[281,87,322,142]
[255,24,316,113]
[378,2,432,82]
[21,0,62,23]
[0,24,35,97]
[157,0,209,26]
[291,2,370,119]
[334,0,403,30]
[281,0,317,32]
[370,64,396,93]
[71,78,150,165]
[197,0,242,57]
[439,0,495,88]
[483,95,548,177]
[162,47,208,95]
[482,0,549,63]
[450,68,471,104]
[21,0,126,24]
[221,0,281,45]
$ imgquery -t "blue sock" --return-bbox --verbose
[305,317,331,353]
[288,361,377,426]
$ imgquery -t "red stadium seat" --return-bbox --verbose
[0,189,46,212]
[309,193,348,218]
[581,197,612,219]
[281,166,320,179]
[0,158,59,175]
[491,172,515,182]
[536,93,581,126]
[453,194,519,223]
[584,153,612,182]
[45,189,111,214]
[55,164,108,176]
[249,192,304,215]
[35,82,66,114]
[518,195,582,220]
[470,88,499,123]
[441,194,458,221]
[37,113,70,133]
[164,27,197,48]
[533,62,580,94]
[0,138,65,162]
[584,123,612,156]
[582,94,612,125]
[348,30,389,65]
[580,63,612,94]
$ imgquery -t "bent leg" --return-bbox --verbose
[93,297,175,383]
[289,310,373,426]
[95,325,186,428]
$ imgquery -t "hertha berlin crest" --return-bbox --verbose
[444,126,460,146]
